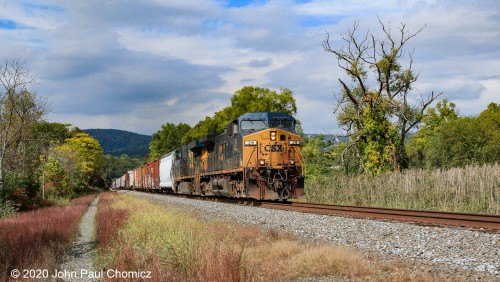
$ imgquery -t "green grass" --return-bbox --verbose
[301,163,499,214]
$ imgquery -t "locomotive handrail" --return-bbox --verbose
[291,146,306,176]
[244,147,257,169]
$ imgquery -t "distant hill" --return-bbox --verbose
[83,129,151,157]
[83,129,350,157]
[303,134,349,145]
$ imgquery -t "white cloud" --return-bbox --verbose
[0,0,498,135]
[453,79,500,116]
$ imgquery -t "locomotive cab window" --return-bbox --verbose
[270,117,295,131]
[241,119,267,131]
[232,121,239,135]
[228,120,239,136]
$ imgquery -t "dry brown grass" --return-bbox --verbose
[0,194,95,281]
[94,194,449,281]
[302,163,499,214]
[95,192,129,249]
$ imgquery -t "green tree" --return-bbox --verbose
[103,154,144,188]
[323,20,441,174]
[407,102,499,169]
[182,86,298,144]
[149,122,191,159]
[426,117,488,168]
[477,103,500,163]
[302,135,336,178]
[181,116,219,145]
[32,122,73,146]
[406,99,458,168]
[230,86,297,117]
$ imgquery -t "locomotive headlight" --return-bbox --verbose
[244,140,258,146]
[270,131,277,141]
[290,140,300,145]
[258,159,266,166]
[289,159,295,165]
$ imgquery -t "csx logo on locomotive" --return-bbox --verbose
[264,144,284,152]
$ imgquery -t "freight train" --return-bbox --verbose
[112,112,305,200]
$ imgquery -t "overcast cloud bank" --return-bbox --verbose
[0,0,498,134]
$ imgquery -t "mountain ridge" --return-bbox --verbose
[83,128,151,157]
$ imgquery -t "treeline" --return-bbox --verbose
[148,86,298,159]
[303,101,500,178]
[103,154,145,186]
[407,101,499,169]
[0,60,105,216]
[100,86,298,189]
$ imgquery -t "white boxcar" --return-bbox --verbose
[119,174,126,189]
[160,152,174,190]
[128,170,134,189]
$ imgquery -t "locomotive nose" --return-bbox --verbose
[258,129,300,167]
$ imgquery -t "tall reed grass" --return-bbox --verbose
[302,163,499,214]
[0,194,95,280]
[96,194,440,281]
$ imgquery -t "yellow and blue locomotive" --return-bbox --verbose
[112,112,305,201]
[173,112,304,200]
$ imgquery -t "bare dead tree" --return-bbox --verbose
[324,19,442,172]
[0,59,47,194]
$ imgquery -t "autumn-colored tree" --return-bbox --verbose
[43,143,81,197]
[43,133,103,197]
[66,132,104,186]
[0,59,47,194]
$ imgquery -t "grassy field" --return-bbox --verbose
[0,194,95,280]
[95,192,443,281]
[301,163,499,214]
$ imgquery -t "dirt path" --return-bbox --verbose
[56,196,99,281]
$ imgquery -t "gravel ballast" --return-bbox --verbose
[122,190,499,281]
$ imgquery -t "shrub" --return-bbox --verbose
[0,194,95,280]
[0,198,18,218]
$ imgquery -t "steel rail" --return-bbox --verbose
[122,190,500,232]
[258,201,500,232]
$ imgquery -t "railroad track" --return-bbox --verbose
[121,190,500,232]
[257,201,500,232]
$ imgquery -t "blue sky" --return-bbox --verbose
[0,0,499,135]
